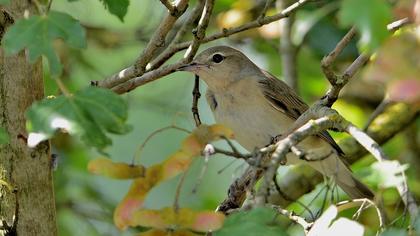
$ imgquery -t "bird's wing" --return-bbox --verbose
[258,70,345,155]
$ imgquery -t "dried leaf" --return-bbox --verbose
[88,158,146,179]
[114,124,233,229]
[129,207,225,232]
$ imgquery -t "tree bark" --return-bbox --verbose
[0,1,57,235]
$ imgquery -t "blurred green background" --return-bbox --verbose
[43,0,419,235]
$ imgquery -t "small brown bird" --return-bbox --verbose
[179,46,374,199]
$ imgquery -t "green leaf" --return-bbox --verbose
[2,11,86,75]
[367,161,409,188]
[338,0,392,51]
[99,0,130,22]
[214,208,287,236]
[0,0,10,5]
[0,127,9,144]
[26,87,131,150]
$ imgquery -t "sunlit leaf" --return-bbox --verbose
[214,208,287,236]
[99,0,130,22]
[308,206,337,236]
[26,87,131,150]
[0,127,9,144]
[129,207,225,232]
[308,206,364,236]
[88,158,146,179]
[325,218,364,236]
[338,0,391,51]
[368,160,409,188]
[2,11,86,75]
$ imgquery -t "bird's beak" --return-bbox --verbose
[177,62,205,72]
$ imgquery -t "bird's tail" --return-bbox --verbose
[309,155,374,199]
[336,174,374,199]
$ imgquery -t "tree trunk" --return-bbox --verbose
[0,1,57,235]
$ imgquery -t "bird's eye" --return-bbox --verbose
[212,54,224,63]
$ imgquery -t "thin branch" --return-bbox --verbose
[182,0,215,62]
[256,113,340,205]
[98,0,189,89]
[109,0,215,94]
[260,0,276,18]
[321,27,357,82]
[267,102,417,207]
[150,0,206,70]
[160,0,175,12]
[192,144,213,193]
[344,123,419,225]
[192,75,202,127]
[175,0,312,51]
[95,0,312,93]
[132,125,190,165]
[134,0,189,73]
[336,199,386,230]
[111,61,183,94]
[320,18,411,107]
[272,205,313,232]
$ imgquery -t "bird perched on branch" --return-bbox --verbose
[179,45,374,199]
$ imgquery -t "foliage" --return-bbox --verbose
[214,207,288,236]
[26,87,131,150]
[1,0,419,235]
[68,0,129,21]
[2,11,86,75]
[338,0,392,51]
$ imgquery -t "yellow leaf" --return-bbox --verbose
[130,207,225,232]
[88,157,146,179]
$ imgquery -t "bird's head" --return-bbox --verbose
[178,46,260,90]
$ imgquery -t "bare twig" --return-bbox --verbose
[272,205,313,232]
[260,0,276,18]
[111,61,184,94]
[175,0,312,51]
[192,144,213,193]
[151,0,206,70]
[216,17,416,215]
[344,123,419,225]
[336,199,386,230]
[256,112,340,205]
[134,0,188,73]
[174,167,189,213]
[321,27,357,81]
[98,0,189,89]
[132,125,190,165]
[96,0,312,93]
[182,0,215,62]
[268,102,417,206]
[192,75,202,127]
[159,0,175,12]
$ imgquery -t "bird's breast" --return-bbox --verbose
[206,84,294,151]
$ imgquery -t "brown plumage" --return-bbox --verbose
[179,45,374,200]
